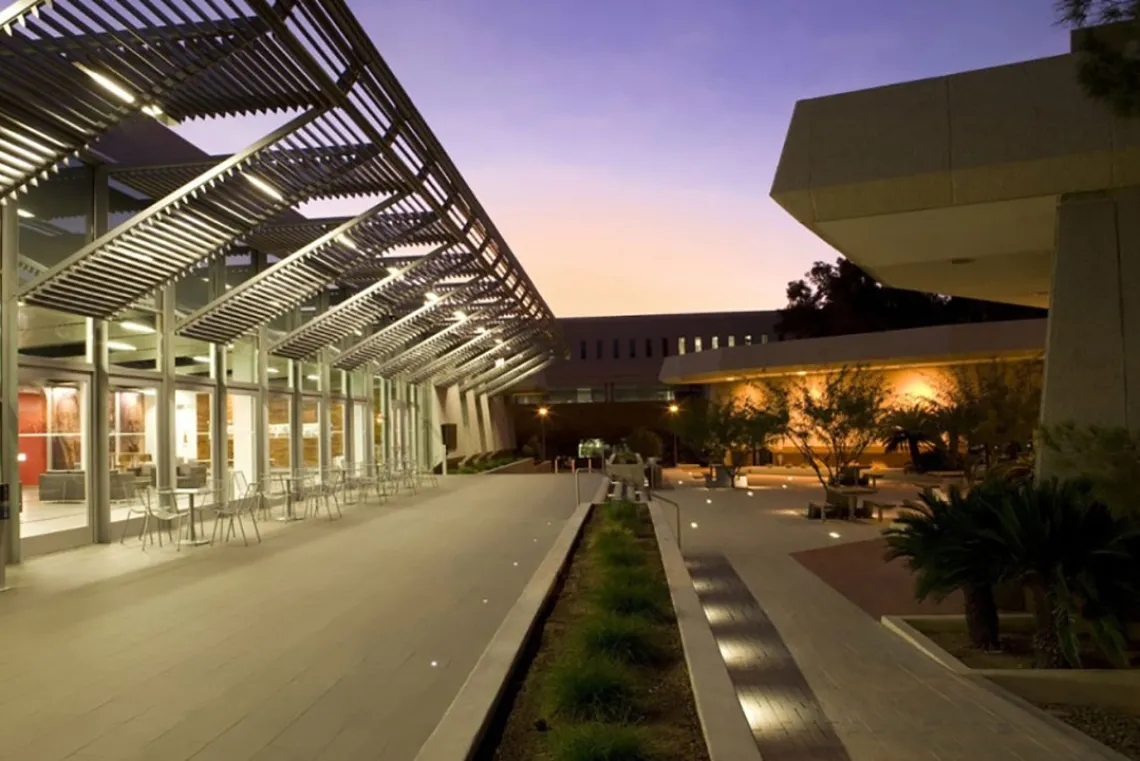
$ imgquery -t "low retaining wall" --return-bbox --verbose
[412,476,609,761]
[883,614,1140,759]
[648,500,763,761]
[483,459,552,474]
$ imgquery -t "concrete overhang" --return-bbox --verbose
[658,320,1046,385]
[770,46,1140,308]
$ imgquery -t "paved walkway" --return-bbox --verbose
[0,473,598,761]
[662,477,1117,761]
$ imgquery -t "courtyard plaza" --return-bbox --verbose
[660,473,1116,761]
[0,472,600,761]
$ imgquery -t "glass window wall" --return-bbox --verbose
[301,398,321,471]
[174,388,214,489]
[330,400,346,468]
[268,395,293,474]
[18,379,90,537]
[227,393,258,496]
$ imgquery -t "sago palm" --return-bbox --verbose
[883,486,1002,649]
[881,403,942,472]
[987,478,1139,669]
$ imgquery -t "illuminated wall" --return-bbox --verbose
[710,360,1042,467]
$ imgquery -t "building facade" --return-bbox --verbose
[510,311,779,454]
[0,0,558,563]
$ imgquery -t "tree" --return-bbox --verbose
[626,427,663,461]
[733,399,788,466]
[881,402,943,472]
[775,258,1045,340]
[1041,424,1140,517]
[935,360,1043,478]
[761,365,891,487]
[1057,1,1140,117]
[672,397,741,480]
[883,486,1002,649]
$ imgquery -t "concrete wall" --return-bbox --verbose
[713,359,1043,465]
[516,311,779,392]
[434,386,517,460]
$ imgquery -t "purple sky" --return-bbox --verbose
[177,0,1068,317]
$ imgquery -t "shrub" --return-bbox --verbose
[593,529,645,569]
[550,724,655,761]
[593,571,670,621]
[577,612,664,665]
[544,654,638,722]
[602,501,641,532]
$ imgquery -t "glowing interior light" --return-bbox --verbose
[77,63,136,104]
[120,321,155,334]
[16,208,34,219]
[192,355,211,364]
[141,104,163,118]
[424,291,440,303]
[245,174,284,201]
[106,340,136,352]
[267,368,280,374]
[306,374,320,381]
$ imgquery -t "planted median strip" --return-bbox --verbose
[482,500,709,761]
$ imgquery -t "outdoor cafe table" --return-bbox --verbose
[173,486,214,546]
[272,473,307,522]
[827,485,879,521]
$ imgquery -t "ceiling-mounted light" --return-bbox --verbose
[106,340,136,352]
[495,358,506,367]
[424,292,440,303]
[267,367,280,374]
[76,63,136,104]
[476,327,488,334]
[337,234,357,249]
[386,267,402,278]
[142,104,164,118]
[306,374,320,381]
[495,338,505,345]
[120,321,155,334]
[16,208,34,219]
[453,311,467,321]
[192,355,211,364]
[245,174,284,201]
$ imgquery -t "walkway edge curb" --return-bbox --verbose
[648,500,764,761]
[413,476,609,761]
[881,615,1133,761]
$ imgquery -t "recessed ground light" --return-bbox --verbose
[430,660,439,668]
[690,522,699,529]
[483,598,489,604]
[782,484,788,489]
[828,531,841,539]
[513,561,519,567]
[747,491,754,497]
[950,257,975,265]
[705,498,712,504]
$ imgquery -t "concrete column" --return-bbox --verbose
[1,204,21,569]
[363,371,375,470]
[1041,189,1140,455]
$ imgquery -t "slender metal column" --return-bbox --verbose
[344,372,354,468]
[89,166,113,543]
[318,293,332,476]
[157,287,177,492]
[1,204,21,571]
[210,258,228,498]
[256,324,270,485]
[363,371,375,470]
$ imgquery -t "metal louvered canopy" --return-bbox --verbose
[3,0,562,379]
[267,252,480,360]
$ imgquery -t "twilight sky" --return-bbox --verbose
[177,0,1068,317]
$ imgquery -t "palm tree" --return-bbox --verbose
[881,402,942,472]
[984,478,1138,668]
[883,486,1002,649]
